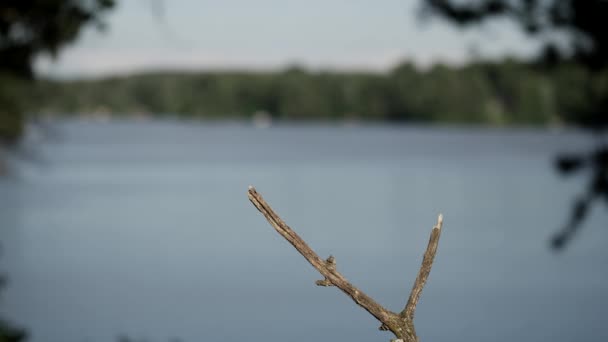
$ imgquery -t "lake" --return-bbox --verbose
[1,119,607,342]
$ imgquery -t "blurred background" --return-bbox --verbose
[1,1,607,342]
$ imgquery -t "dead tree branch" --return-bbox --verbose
[247,186,444,342]
[402,213,443,321]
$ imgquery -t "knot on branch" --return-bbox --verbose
[315,255,336,287]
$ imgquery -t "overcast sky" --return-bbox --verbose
[35,0,541,78]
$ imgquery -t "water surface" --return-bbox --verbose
[1,120,607,342]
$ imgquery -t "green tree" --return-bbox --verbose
[0,0,116,143]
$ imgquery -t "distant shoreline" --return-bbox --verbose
[20,59,600,127]
[24,115,584,133]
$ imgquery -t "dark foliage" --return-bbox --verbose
[421,0,608,249]
[0,256,26,342]
[552,146,608,248]
[0,0,115,78]
[0,0,115,143]
[422,0,608,70]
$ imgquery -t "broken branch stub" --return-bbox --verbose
[247,186,444,342]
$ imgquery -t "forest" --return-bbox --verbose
[17,58,607,127]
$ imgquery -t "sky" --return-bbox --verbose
[35,0,541,78]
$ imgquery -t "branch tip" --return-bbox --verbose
[436,213,444,229]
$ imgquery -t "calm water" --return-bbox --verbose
[1,119,607,342]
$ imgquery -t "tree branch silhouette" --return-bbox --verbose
[420,0,608,250]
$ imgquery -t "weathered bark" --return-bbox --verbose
[248,186,444,342]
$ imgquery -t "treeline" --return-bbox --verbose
[22,59,608,125]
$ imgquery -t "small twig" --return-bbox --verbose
[248,186,444,342]
[315,255,336,287]
[401,214,443,321]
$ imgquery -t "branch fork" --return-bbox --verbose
[248,186,444,342]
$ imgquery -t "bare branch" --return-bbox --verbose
[401,214,444,321]
[247,186,395,325]
[248,186,445,342]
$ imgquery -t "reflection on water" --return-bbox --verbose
[0,119,607,342]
